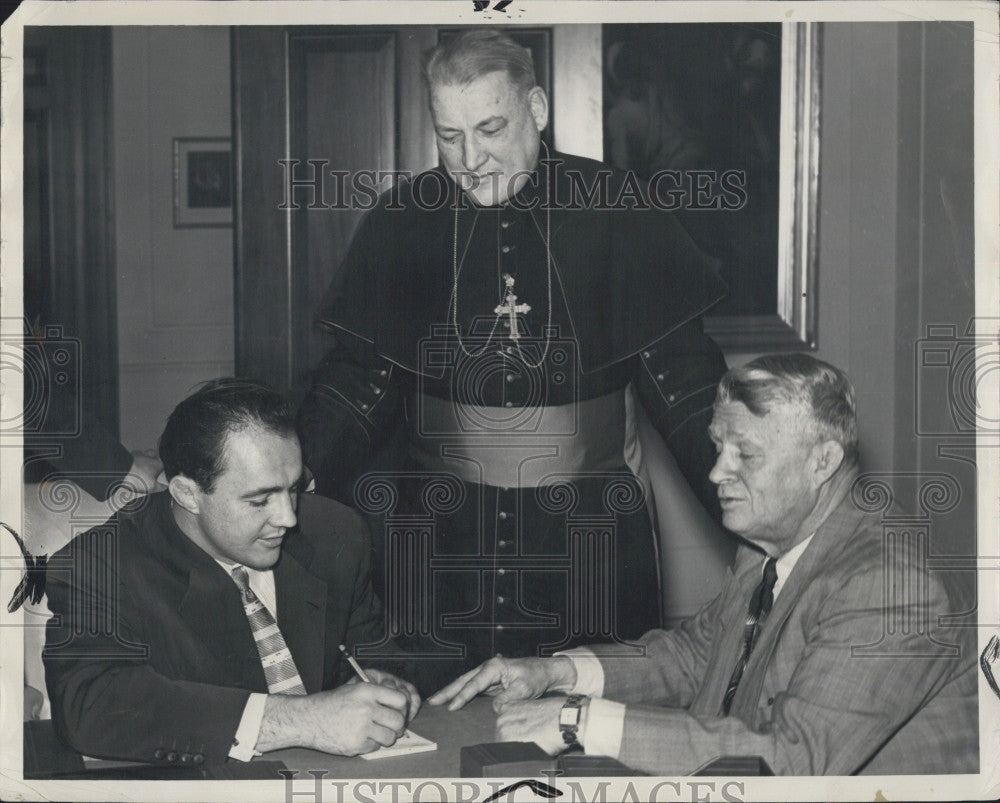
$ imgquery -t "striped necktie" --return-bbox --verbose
[231,566,307,695]
[721,557,778,716]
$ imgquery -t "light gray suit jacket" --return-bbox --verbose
[588,494,978,775]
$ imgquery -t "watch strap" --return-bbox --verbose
[559,694,587,747]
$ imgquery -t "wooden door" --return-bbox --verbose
[232,26,436,401]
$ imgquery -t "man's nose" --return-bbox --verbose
[462,137,487,172]
[271,492,298,529]
[708,450,733,486]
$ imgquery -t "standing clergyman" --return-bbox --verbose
[298,29,729,678]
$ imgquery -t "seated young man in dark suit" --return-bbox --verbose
[43,379,418,766]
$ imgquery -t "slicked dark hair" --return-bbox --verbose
[159,378,296,493]
[422,29,536,95]
[716,353,859,467]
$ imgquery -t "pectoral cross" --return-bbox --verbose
[494,274,531,340]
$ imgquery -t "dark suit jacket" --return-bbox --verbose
[587,493,979,775]
[43,491,389,766]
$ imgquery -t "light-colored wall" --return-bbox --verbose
[113,27,234,451]
[810,22,901,475]
[553,25,603,158]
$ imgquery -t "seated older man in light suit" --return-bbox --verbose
[429,354,978,775]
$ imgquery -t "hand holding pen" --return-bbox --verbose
[339,644,422,722]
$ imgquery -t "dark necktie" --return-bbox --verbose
[721,557,778,716]
[231,566,307,695]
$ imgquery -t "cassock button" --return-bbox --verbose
[501,220,510,229]
[496,624,504,631]
[506,346,514,355]
[193,753,205,765]
[498,511,508,520]
[767,697,775,706]
[504,401,513,408]
[361,403,369,411]
[379,369,387,377]
[180,752,192,764]
[497,595,505,604]
[166,751,178,763]
[501,245,511,254]
[154,749,166,760]
[506,373,515,382]
[498,540,507,548]
[643,351,651,359]
[373,388,382,395]
[668,394,676,403]
[656,373,664,381]
[497,568,506,576]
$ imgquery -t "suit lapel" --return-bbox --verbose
[763,499,865,633]
[140,493,264,690]
[177,560,267,691]
[274,545,328,694]
[730,496,868,719]
[145,491,328,693]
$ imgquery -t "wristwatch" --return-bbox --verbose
[559,694,587,747]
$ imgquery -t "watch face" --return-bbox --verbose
[559,709,576,726]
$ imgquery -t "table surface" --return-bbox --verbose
[264,696,498,777]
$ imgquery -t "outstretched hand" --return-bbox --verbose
[427,656,576,711]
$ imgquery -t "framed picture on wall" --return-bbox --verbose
[602,22,820,350]
[173,137,233,228]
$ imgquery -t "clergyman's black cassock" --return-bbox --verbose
[298,152,729,679]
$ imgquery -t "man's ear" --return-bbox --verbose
[811,440,845,488]
[527,86,549,133]
[169,474,202,515]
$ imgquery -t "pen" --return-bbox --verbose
[339,644,371,683]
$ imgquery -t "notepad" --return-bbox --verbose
[360,729,437,760]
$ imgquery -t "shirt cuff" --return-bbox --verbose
[554,647,605,697]
[580,697,626,758]
[228,693,267,761]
